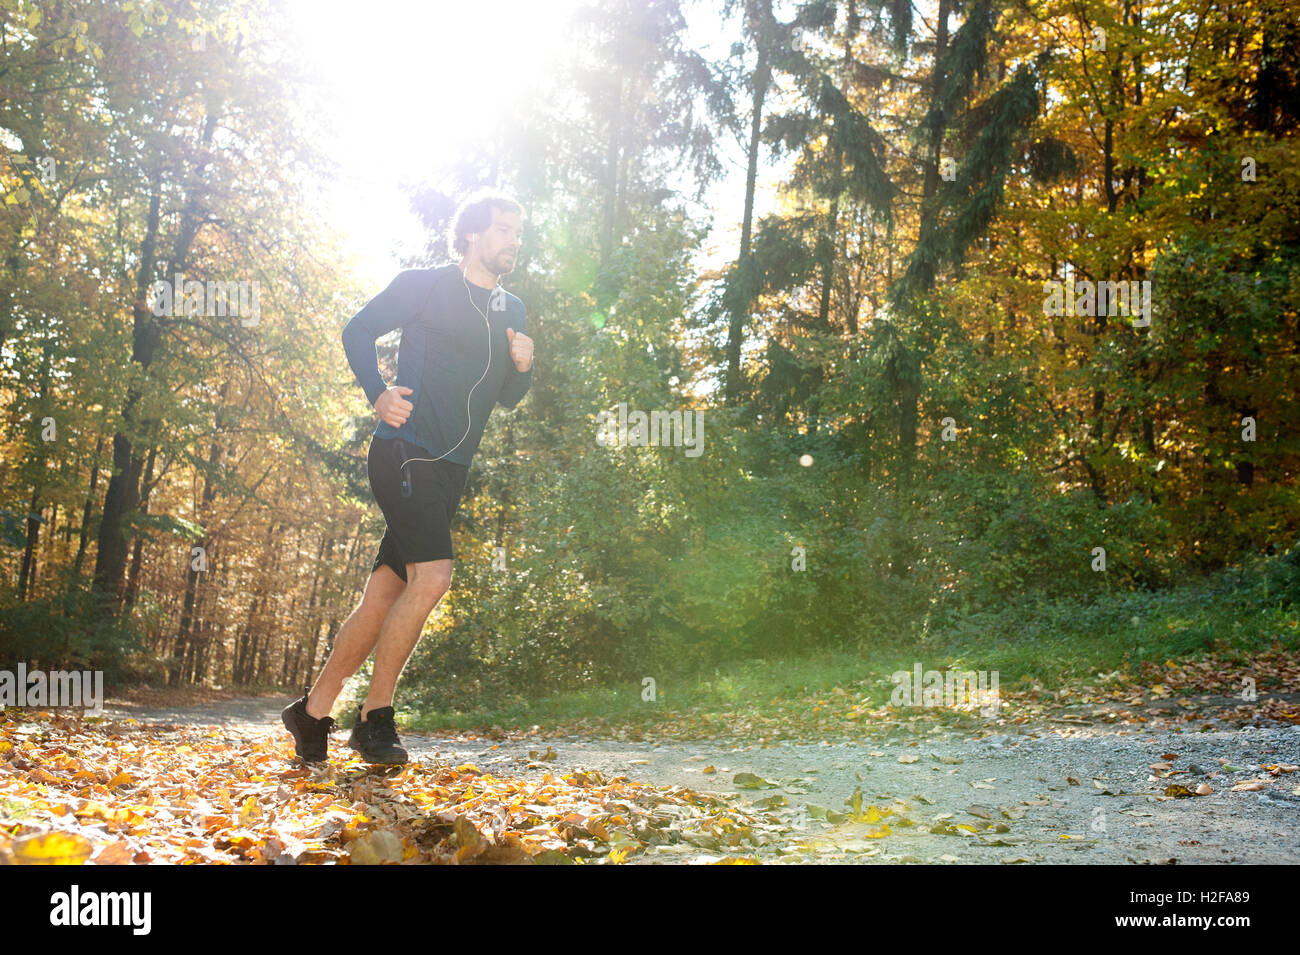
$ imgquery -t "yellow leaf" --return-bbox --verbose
[11,831,94,865]
[453,815,482,849]
[238,795,261,827]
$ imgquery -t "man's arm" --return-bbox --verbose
[341,269,433,406]
[497,308,533,409]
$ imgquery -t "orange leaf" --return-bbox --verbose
[93,840,137,865]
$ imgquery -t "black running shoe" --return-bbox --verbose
[347,705,408,765]
[281,694,335,762]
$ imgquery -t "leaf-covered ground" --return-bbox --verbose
[0,710,767,865]
[3,645,1296,865]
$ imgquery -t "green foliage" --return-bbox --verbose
[0,579,146,678]
[0,509,31,549]
[1261,538,1300,607]
[1,0,1295,712]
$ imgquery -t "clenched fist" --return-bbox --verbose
[506,327,533,372]
[374,385,413,428]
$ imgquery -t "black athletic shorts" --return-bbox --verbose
[367,435,470,581]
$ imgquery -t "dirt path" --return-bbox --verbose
[102,696,1300,864]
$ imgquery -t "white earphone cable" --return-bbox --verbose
[396,264,496,474]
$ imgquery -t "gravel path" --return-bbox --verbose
[102,695,1300,864]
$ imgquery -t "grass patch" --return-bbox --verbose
[403,565,1298,736]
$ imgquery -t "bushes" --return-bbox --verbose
[0,579,146,679]
[399,416,1216,710]
[1252,538,1300,608]
[917,465,1175,625]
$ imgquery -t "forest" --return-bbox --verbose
[1,0,1297,717]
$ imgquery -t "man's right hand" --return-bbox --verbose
[374,385,414,428]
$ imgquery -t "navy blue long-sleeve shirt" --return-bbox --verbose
[342,265,532,466]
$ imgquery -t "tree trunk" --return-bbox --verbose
[722,0,769,407]
[92,177,163,605]
[170,409,226,685]
[124,445,158,610]
[93,98,221,606]
[72,437,105,579]
[894,0,950,493]
[19,490,40,601]
[814,4,861,337]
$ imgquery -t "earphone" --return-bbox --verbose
[394,262,501,495]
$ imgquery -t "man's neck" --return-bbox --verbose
[458,257,497,291]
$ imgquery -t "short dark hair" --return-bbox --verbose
[448,190,524,257]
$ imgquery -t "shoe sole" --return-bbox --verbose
[346,735,408,765]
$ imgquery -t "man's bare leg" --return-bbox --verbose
[360,558,452,720]
[305,565,406,720]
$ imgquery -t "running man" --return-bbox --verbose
[281,191,533,764]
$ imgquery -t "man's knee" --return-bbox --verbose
[405,561,452,606]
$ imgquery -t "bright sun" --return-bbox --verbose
[285,0,576,286]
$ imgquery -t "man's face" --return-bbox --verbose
[472,207,523,277]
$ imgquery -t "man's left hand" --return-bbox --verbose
[506,327,533,372]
